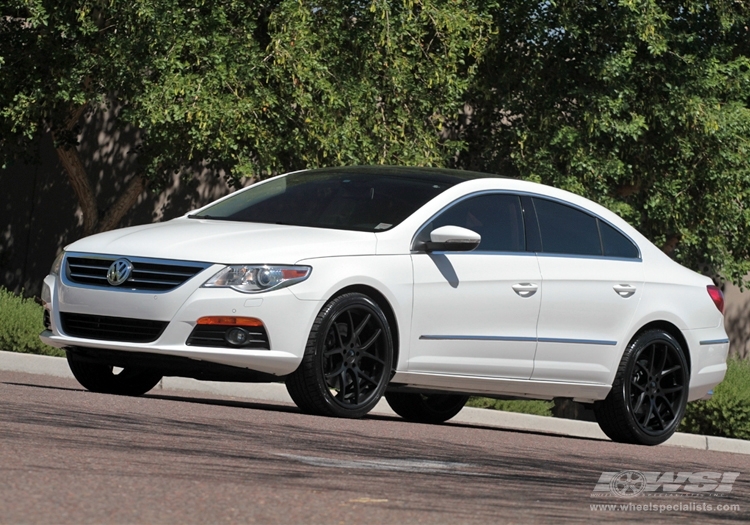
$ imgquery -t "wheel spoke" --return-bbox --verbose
[661,385,683,395]
[324,345,345,358]
[351,370,361,404]
[333,322,346,349]
[362,353,386,366]
[358,371,378,387]
[656,344,668,375]
[360,328,382,351]
[640,402,653,427]
[353,313,371,340]
[635,360,649,375]
[660,364,682,377]
[648,345,657,376]
[654,406,666,430]
[630,376,646,392]
[325,363,345,380]
[336,370,349,400]
[632,392,647,413]
[656,394,676,419]
[345,310,356,345]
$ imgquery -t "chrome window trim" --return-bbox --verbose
[410,189,642,262]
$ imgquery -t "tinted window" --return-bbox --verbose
[533,198,601,256]
[600,220,639,258]
[426,194,525,252]
[190,169,460,232]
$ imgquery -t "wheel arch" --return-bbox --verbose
[629,320,691,375]
[329,284,400,373]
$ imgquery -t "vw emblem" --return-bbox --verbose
[106,258,133,286]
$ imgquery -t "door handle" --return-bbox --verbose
[512,283,538,297]
[613,284,636,298]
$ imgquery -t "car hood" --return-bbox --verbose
[65,218,378,264]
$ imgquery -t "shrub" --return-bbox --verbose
[0,287,64,357]
[679,358,750,440]
[466,397,553,417]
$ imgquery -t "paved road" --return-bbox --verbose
[1,370,749,524]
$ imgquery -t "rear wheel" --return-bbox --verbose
[286,293,393,418]
[385,392,469,424]
[594,330,688,445]
[66,350,162,396]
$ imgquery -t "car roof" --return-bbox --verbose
[299,165,505,186]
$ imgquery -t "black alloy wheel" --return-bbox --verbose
[286,293,393,418]
[594,330,689,445]
[66,349,163,396]
[385,392,469,424]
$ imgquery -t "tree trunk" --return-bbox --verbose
[52,103,147,237]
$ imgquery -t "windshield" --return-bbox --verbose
[190,167,481,232]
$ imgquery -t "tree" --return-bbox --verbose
[459,1,750,285]
[0,0,491,237]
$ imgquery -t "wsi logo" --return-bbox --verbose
[592,470,740,498]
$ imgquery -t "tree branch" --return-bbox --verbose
[97,174,147,233]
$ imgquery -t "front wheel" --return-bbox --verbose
[385,392,469,424]
[286,293,394,418]
[594,330,689,446]
[66,350,162,396]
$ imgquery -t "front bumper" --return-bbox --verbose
[40,272,322,377]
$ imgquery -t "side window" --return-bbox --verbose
[532,198,601,256]
[428,194,525,252]
[599,220,639,258]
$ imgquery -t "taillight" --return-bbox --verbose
[707,285,724,314]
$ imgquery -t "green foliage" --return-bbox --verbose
[3,1,750,285]
[466,397,553,417]
[1,1,491,187]
[680,358,750,440]
[459,1,750,285]
[0,287,64,357]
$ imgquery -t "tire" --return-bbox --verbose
[286,293,394,418]
[66,350,163,396]
[385,392,469,424]
[594,330,689,446]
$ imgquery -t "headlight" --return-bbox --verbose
[203,265,311,294]
[50,251,65,276]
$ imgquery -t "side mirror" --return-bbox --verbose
[422,225,481,252]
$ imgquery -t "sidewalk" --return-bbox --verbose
[2,350,748,455]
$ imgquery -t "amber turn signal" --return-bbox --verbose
[196,316,264,327]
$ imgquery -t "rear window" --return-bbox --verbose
[190,169,466,232]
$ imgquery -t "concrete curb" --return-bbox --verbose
[3,350,749,455]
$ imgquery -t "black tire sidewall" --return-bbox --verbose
[310,293,393,418]
[620,331,689,444]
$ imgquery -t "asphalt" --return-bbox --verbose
[2,350,748,455]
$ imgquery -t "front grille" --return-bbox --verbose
[187,325,270,349]
[66,255,209,292]
[60,312,169,343]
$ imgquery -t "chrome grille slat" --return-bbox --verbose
[65,254,211,292]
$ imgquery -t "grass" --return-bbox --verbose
[466,397,554,416]
[679,358,750,440]
[0,287,64,357]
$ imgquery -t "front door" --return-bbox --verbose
[409,193,541,379]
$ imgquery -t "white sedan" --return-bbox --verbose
[40,166,729,445]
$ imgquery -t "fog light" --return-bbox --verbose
[226,327,250,346]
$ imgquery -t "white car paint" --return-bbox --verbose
[40,170,729,407]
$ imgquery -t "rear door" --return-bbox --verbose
[528,197,644,384]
